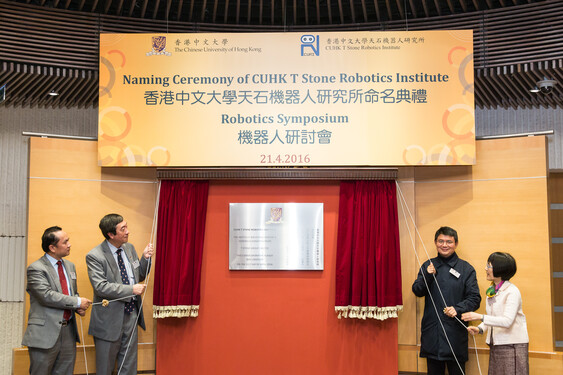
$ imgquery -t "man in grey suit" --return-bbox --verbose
[86,213,154,375]
[22,226,92,375]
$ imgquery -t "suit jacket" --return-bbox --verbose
[22,255,80,349]
[86,240,149,342]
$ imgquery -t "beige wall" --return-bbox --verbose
[398,135,563,373]
[14,137,157,374]
[14,135,563,373]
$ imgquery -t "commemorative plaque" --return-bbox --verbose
[229,203,324,270]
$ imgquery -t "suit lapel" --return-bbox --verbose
[101,241,121,282]
[40,254,63,293]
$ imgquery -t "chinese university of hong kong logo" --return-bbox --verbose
[301,34,319,56]
[147,36,171,56]
[267,207,283,224]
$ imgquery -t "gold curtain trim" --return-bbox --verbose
[153,305,199,319]
[334,305,403,320]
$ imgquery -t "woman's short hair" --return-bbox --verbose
[488,252,517,281]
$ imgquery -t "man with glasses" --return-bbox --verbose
[412,226,481,375]
[86,214,154,375]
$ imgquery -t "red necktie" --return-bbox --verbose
[56,261,71,321]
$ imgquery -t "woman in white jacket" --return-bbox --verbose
[461,252,529,375]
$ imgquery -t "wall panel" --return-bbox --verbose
[553,243,563,271]
[476,107,563,170]
[416,136,551,351]
[548,173,563,348]
[13,137,157,374]
[0,106,97,374]
[0,303,24,375]
[550,210,563,238]
[399,135,563,373]
[0,106,97,302]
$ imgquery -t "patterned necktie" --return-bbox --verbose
[116,249,136,314]
[56,261,71,321]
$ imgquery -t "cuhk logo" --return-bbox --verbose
[147,36,171,56]
[301,35,319,56]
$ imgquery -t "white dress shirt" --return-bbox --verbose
[106,240,136,285]
[45,253,81,308]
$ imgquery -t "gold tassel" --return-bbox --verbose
[153,305,200,318]
[334,305,403,321]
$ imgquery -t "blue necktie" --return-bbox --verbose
[117,249,136,314]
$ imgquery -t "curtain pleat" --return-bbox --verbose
[335,180,403,320]
[153,180,209,318]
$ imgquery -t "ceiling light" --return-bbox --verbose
[49,90,59,96]
[529,86,540,93]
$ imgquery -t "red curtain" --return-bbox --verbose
[335,180,403,320]
[153,180,209,318]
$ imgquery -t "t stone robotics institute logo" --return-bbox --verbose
[300,34,319,56]
[147,36,171,56]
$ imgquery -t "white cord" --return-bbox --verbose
[396,180,482,375]
[395,181,450,308]
[76,180,162,375]
[472,334,483,375]
[396,182,465,374]
[117,180,161,375]
[78,315,89,374]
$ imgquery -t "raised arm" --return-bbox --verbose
[412,261,435,297]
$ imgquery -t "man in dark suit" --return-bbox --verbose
[86,213,154,375]
[412,226,481,375]
[22,226,92,375]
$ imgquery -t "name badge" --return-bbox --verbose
[70,272,77,280]
[449,268,460,278]
[132,260,140,269]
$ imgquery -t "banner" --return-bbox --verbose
[99,31,474,166]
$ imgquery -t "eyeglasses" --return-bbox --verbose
[485,264,493,269]
[436,240,455,245]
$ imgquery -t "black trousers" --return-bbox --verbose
[426,358,465,375]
